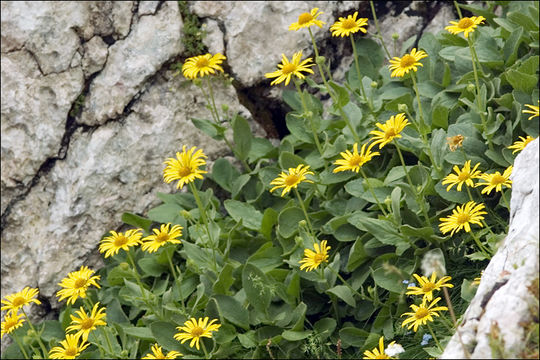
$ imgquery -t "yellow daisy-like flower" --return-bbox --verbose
[269,164,314,197]
[163,145,208,190]
[265,51,315,86]
[173,317,221,350]
[441,160,482,192]
[406,272,454,301]
[142,223,183,253]
[299,240,331,272]
[66,302,107,342]
[182,53,226,80]
[56,266,101,305]
[369,113,410,149]
[446,134,464,152]
[439,201,487,236]
[472,271,484,286]
[476,166,513,195]
[388,48,428,77]
[333,142,380,173]
[99,229,143,259]
[1,311,25,338]
[49,334,90,359]
[508,136,536,154]
[142,343,183,359]
[401,297,448,332]
[1,287,41,314]
[289,8,325,31]
[330,12,368,37]
[445,16,486,38]
[522,103,539,120]
[363,336,395,359]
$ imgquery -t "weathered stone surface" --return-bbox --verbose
[80,1,183,126]
[441,139,539,359]
[138,1,160,16]
[81,36,109,77]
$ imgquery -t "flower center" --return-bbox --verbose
[281,63,297,75]
[313,253,326,264]
[385,128,397,138]
[421,283,435,292]
[284,174,300,186]
[191,326,204,337]
[400,54,416,68]
[458,171,470,181]
[74,278,87,289]
[491,174,505,185]
[6,319,18,329]
[65,346,78,357]
[81,318,95,330]
[298,12,313,25]
[458,17,474,29]
[415,308,429,320]
[177,166,192,178]
[114,235,128,247]
[348,155,363,167]
[456,213,470,225]
[341,18,357,29]
[196,57,209,68]
[155,233,169,243]
[12,296,25,307]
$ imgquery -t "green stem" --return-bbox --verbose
[466,37,487,132]
[469,229,491,257]
[369,1,392,59]
[427,323,443,352]
[326,266,366,301]
[294,187,315,237]
[166,249,178,281]
[20,308,48,358]
[359,168,389,216]
[500,190,511,210]
[100,326,115,356]
[410,73,426,137]
[200,338,210,359]
[453,1,463,18]
[350,34,372,110]
[126,250,156,312]
[294,80,324,156]
[189,182,208,225]
[12,332,30,359]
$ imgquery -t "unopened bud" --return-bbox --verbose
[299,220,307,227]
[370,81,378,88]
[120,350,129,358]
[119,262,130,271]
[384,196,392,207]
[467,83,475,92]
[392,33,399,40]
[316,56,326,65]
[397,103,408,113]
[294,236,303,246]
[181,210,192,220]
[221,104,229,112]
[193,78,202,86]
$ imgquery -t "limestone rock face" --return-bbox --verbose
[441,139,539,359]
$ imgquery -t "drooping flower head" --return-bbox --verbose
[142,344,183,359]
[269,164,314,197]
[289,8,325,31]
[369,113,410,149]
[401,297,448,332]
[1,311,25,338]
[363,336,395,359]
[406,272,454,301]
[99,229,143,259]
[388,48,428,77]
[164,145,208,190]
[66,302,107,342]
[174,317,221,350]
[1,287,41,314]
[49,333,90,359]
[445,16,486,38]
[182,53,226,80]
[508,136,536,154]
[476,166,512,195]
[330,12,368,37]
[333,143,380,173]
[439,201,487,236]
[142,223,183,253]
[299,240,331,272]
[522,103,539,120]
[56,266,101,305]
[441,160,482,192]
[265,51,315,86]
[446,134,464,151]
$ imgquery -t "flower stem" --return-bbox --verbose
[426,322,443,352]
[20,308,48,358]
[189,182,208,225]
[466,36,487,133]
[294,80,324,156]
[453,1,463,18]
[359,168,389,216]
[469,229,491,258]
[200,339,210,359]
[126,250,151,303]
[13,331,30,359]
[326,266,366,301]
[294,187,315,237]
[442,288,471,359]
[350,34,373,110]
[500,190,511,210]
[369,1,392,60]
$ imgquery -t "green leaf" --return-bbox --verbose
[348,214,406,250]
[242,263,272,313]
[506,69,538,93]
[181,241,215,271]
[232,114,252,161]
[282,89,302,111]
[213,262,235,295]
[461,279,478,302]
[434,180,470,204]
[150,322,184,352]
[40,320,64,342]
[313,318,337,340]
[191,118,225,140]
[224,199,263,231]
[327,285,356,307]
[147,203,184,225]
[238,331,258,348]
[122,326,154,341]
[277,207,304,238]
[328,80,350,107]
[278,151,306,170]
[286,113,314,143]
[260,208,278,241]
[231,174,251,199]
[372,266,405,293]
[347,238,368,272]
[339,327,369,347]
[105,299,130,324]
[121,213,152,232]
[212,295,250,330]
[211,158,240,192]
[282,330,312,341]
[503,26,524,66]
[247,242,283,273]
[138,257,168,277]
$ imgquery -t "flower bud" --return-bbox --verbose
[294,236,303,246]
[181,210,192,220]
[397,103,408,113]
[467,83,475,92]
[221,104,229,112]
[119,262,130,271]
[370,81,378,88]
[316,56,326,65]
[392,33,400,40]
[299,220,307,228]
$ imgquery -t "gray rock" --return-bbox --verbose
[138,1,160,16]
[81,36,109,77]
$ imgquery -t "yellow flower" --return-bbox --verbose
[269,164,314,197]
[174,317,221,350]
[522,103,539,120]
[182,53,226,80]
[265,51,315,86]
[163,145,208,190]
[1,311,25,338]
[508,136,536,154]
[289,8,325,31]
[56,266,101,305]
[472,271,484,286]
[406,272,454,301]
[49,334,90,359]
[333,143,380,173]
[401,297,448,332]
[1,287,41,314]
[445,16,486,38]
[369,113,410,149]
[142,223,183,253]
[99,229,143,259]
[66,302,107,342]
[388,48,428,77]
[476,166,512,195]
[142,343,183,359]
[363,336,395,359]
[330,12,368,37]
[446,134,464,151]
[439,201,487,236]
[299,240,331,272]
[441,160,482,192]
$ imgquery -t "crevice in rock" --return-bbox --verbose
[480,279,509,309]
[138,0,165,18]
